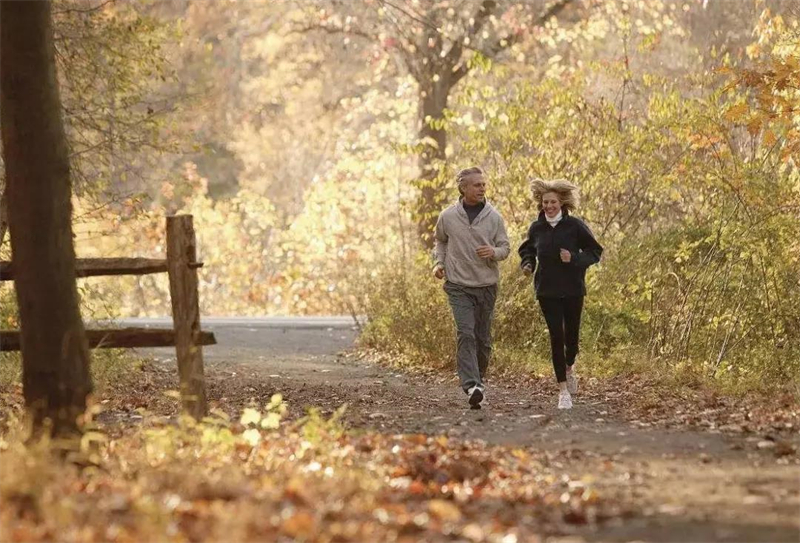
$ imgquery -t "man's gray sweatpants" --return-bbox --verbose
[443,281,498,393]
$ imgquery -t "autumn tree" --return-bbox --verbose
[294,0,579,245]
[1,0,92,436]
[2,0,178,255]
[727,5,800,160]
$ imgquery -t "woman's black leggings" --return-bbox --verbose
[537,296,584,383]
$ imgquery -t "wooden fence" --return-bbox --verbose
[0,214,214,418]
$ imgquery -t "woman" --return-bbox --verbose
[518,179,603,409]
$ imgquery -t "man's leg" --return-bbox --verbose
[474,284,498,380]
[444,283,481,393]
[538,297,567,383]
[564,296,584,368]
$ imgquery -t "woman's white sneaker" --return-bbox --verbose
[558,390,573,410]
[566,371,578,395]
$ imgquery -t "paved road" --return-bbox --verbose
[116,316,361,359]
[117,316,360,329]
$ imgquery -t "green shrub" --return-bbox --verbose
[359,57,800,393]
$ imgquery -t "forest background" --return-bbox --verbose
[1,0,798,392]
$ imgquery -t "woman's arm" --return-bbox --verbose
[570,219,603,269]
[518,225,537,272]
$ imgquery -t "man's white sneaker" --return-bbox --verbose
[558,390,573,410]
[566,371,578,395]
[468,386,484,409]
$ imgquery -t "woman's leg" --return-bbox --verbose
[538,297,567,383]
[563,296,584,370]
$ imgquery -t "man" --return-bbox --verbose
[432,167,510,409]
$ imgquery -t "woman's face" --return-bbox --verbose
[541,192,562,218]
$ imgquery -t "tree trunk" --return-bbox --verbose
[0,184,8,250]
[416,74,452,249]
[0,1,92,436]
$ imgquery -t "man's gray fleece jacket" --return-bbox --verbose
[433,200,510,287]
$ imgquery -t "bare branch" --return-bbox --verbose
[52,0,115,16]
[379,7,426,81]
[289,23,380,43]
[452,0,576,83]
[444,0,498,68]
[378,0,440,33]
[486,0,574,57]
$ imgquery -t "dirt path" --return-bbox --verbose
[134,321,800,543]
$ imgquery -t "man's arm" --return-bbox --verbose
[491,216,511,261]
[432,212,448,275]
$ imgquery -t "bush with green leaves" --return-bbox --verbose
[360,49,800,391]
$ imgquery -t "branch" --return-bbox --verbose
[489,0,575,57]
[444,0,498,69]
[452,0,576,83]
[378,0,456,83]
[379,8,426,81]
[238,15,279,40]
[290,23,380,44]
[290,17,429,81]
[378,0,440,33]
[52,0,115,16]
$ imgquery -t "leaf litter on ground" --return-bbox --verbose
[0,401,635,543]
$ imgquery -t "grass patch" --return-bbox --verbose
[0,353,22,388]
[0,349,145,392]
[359,257,799,399]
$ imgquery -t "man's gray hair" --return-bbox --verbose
[456,166,484,195]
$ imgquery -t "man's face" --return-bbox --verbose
[462,174,486,204]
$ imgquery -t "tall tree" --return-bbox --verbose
[399,0,575,245]
[301,0,577,246]
[1,1,92,436]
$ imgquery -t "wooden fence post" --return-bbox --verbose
[166,215,207,419]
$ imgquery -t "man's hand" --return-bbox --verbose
[433,265,445,280]
[560,248,572,263]
[476,245,495,259]
[522,263,533,276]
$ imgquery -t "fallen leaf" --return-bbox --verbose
[282,510,316,539]
[428,499,462,522]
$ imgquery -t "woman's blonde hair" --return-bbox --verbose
[530,178,580,213]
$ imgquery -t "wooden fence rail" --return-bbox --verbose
[0,214,212,419]
[0,257,204,280]
[0,328,216,350]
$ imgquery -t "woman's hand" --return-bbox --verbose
[560,249,572,263]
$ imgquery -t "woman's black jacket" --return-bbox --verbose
[518,210,603,298]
